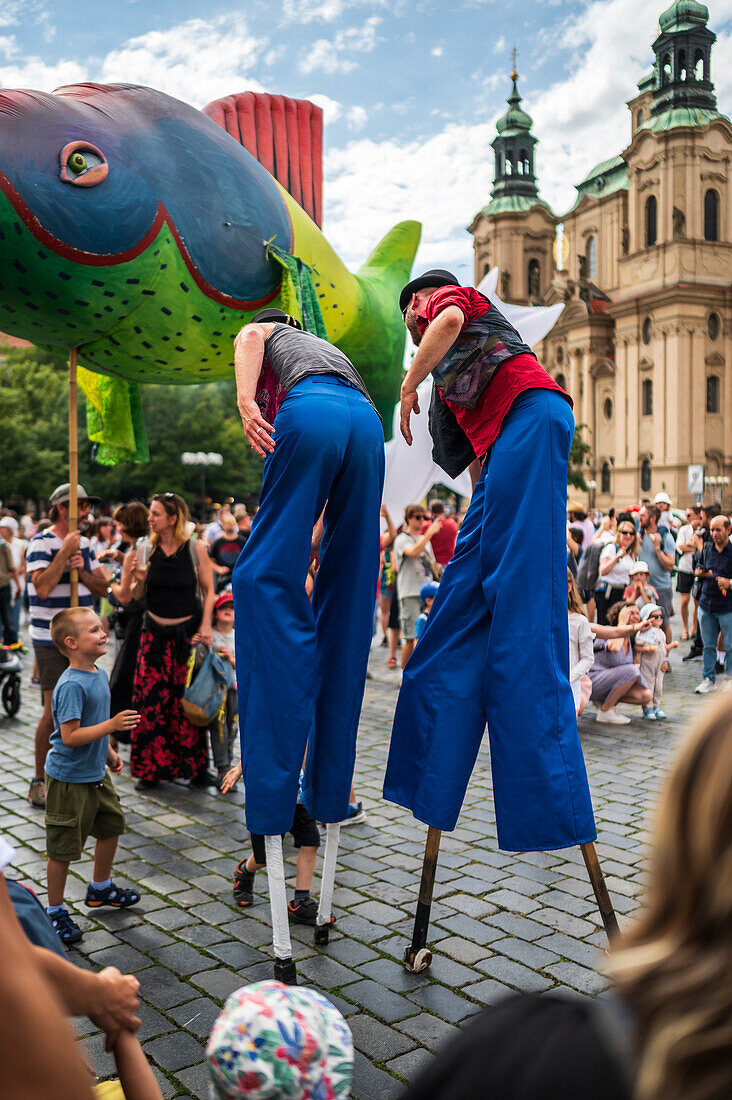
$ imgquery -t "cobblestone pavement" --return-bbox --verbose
[0,613,714,1098]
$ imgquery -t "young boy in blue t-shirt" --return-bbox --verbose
[45,606,142,945]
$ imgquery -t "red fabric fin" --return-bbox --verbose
[203,91,324,226]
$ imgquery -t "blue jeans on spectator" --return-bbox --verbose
[699,606,732,682]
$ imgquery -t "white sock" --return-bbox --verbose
[91,878,111,892]
[717,650,725,663]
[46,904,64,915]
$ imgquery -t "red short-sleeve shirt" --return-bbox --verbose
[421,286,572,460]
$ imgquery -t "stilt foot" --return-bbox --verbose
[273,957,298,985]
[314,923,331,946]
[403,945,432,973]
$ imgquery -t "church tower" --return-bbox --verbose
[650,0,717,120]
[468,63,555,304]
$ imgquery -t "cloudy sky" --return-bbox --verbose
[2,0,732,283]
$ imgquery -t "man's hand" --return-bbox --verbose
[239,397,275,457]
[107,749,123,774]
[718,577,731,593]
[652,533,662,551]
[67,551,84,571]
[61,529,81,559]
[400,387,420,446]
[426,518,442,539]
[87,967,141,1051]
[111,710,140,734]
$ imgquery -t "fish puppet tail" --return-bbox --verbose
[348,220,422,433]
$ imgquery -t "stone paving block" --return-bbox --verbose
[436,935,491,965]
[386,1046,434,1080]
[154,941,220,975]
[538,888,596,917]
[474,955,554,992]
[546,961,608,995]
[136,1005,176,1041]
[396,1012,458,1052]
[321,990,362,1019]
[349,1014,416,1060]
[73,929,122,955]
[190,967,245,1002]
[206,940,268,968]
[326,937,380,967]
[174,1061,215,1097]
[406,983,480,1023]
[340,979,420,1023]
[356,957,428,994]
[433,911,499,944]
[168,996,222,1039]
[439,893,498,918]
[296,954,360,990]
[188,900,237,925]
[485,888,542,915]
[89,944,154,973]
[139,967,198,1009]
[351,1050,402,1100]
[487,936,559,969]
[335,913,393,943]
[351,899,407,924]
[146,907,197,931]
[424,954,481,987]
[530,906,599,938]
[176,923,231,948]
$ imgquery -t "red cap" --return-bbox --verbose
[215,593,234,611]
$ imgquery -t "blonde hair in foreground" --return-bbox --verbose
[610,693,732,1100]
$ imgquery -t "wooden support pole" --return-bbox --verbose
[68,348,79,608]
[403,825,441,972]
[581,841,620,944]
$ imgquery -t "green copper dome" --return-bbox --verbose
[496,75,533,135]
[659,0,709,33]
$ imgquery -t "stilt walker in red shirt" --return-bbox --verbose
[382,271,618,971]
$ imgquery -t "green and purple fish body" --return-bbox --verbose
[0,83,420,456]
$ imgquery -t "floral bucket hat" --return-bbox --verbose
[206,980,353,1099]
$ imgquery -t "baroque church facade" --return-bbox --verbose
[469,0,731,510]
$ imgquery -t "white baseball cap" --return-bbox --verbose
[653,492,671,505]
[628,561,650,575]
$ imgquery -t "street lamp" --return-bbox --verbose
[181,451,223,521]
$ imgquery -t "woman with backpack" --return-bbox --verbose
[127,493,216,790]
[595,519,641,624]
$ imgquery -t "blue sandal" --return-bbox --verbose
[49,907,83,944]
[85,882,141,909]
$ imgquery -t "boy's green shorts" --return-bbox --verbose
[45,771,126,862]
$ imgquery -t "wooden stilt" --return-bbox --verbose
[68,348,79,608]
[581,841,620,944]
[403,825,441,972]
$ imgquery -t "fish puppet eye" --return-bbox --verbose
[59,141,109,187]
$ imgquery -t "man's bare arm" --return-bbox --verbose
[234,323,275,457]
[400,306,465,444]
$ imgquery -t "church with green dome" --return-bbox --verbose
[469,0,731,510]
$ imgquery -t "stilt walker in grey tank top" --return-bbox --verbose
[231,307,385,984]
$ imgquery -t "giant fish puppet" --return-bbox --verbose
[0,84,421,458]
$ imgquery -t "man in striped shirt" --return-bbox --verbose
[26,483,108,809]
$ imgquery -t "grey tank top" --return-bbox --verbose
[264,324,374,408]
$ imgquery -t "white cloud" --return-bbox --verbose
[281,0,348,24]
[306,91,343,124]
[347,104,368,129]
[493,35,506,54]
[98,15,268,106]
[431,46,443,57]
[298,15,381,75]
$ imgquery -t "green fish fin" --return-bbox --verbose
[266,242,328,338]
[357,220,422,288]
[79,366,149,465]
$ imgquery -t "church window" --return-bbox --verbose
[704,190,719,241]
[555,372,567,391]
[520,149,529,175]
[641,459,652,493]
[601,462,612,494]
[642,378,653,416]
[642,317,653,345]
[707,375,720,414]
[678,50,687,81]
[661,53,672,85]
[586,236,597,279]
[694,49,704,80]
[505,155,513,175]
[636,109,644,127]
[708,313,720,341]
[556,345,564,364]
[527,259,541,298]
[603,397,613,421]
[645,196,657,247]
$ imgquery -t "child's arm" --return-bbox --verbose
[220,762,242,794]
[107,746,124,773]
[60,710,139,748]
[110,1029,164,1100]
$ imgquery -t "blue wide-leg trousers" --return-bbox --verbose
[383,389,597,851]
[233,377,385,835]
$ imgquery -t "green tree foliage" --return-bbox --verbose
[568,423,592,491]
[0,346,264,510]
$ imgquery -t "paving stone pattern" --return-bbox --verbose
[0,615,710,1097]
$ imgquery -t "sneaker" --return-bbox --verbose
[642,706,657,720]
[695,678,717,694]
[190,770,220,788]
[339,801,367,826]
[653,706,667,719]
[85,882,141,909]
[27,778,45,809]
[287,896,334,927]
[233,860,255,907]
[595,706,631,725]
[49,907,83,945]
